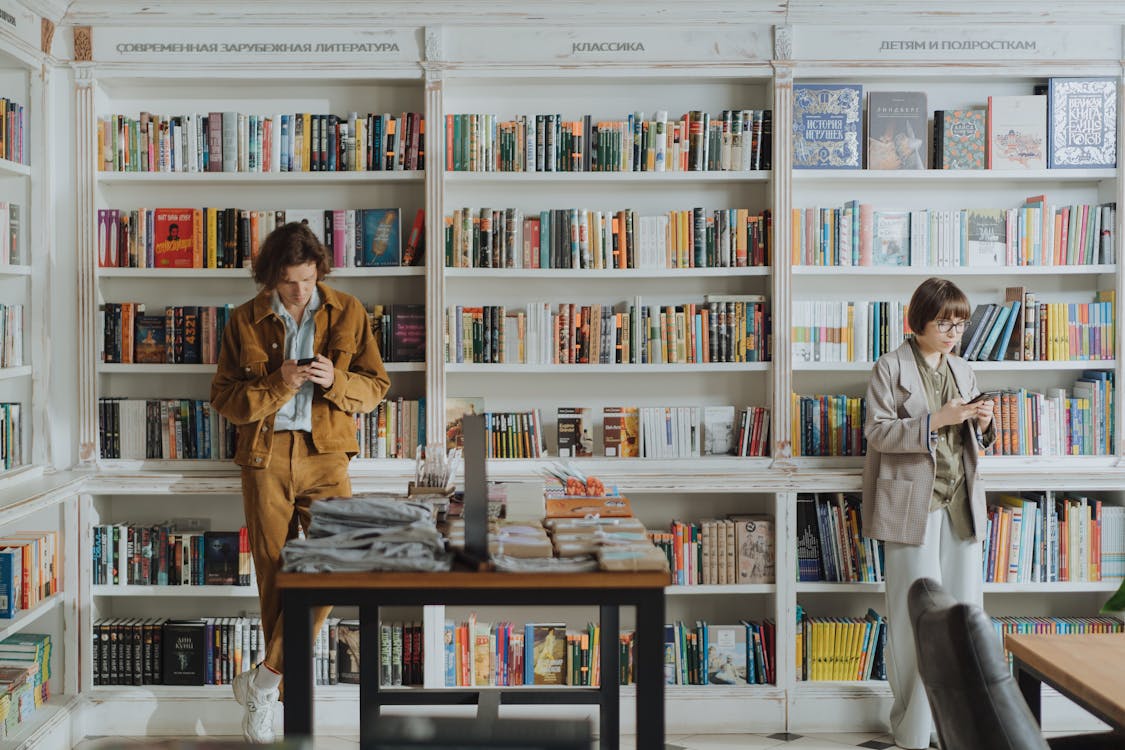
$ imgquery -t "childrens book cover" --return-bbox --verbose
[705,625,748,685]
[792,84,863,169]
[528,624,566,686]
[445,396,484,450]
[153,208,195,268]
[556,407,593,458]
[867,91,927,170]
[203,530,239,585]
[731,514,775,583]
[988,95,1047,169]
[1048,77,1117,168]
[872,211,910,266]
[964,209,1007,266]
[133,315,167,364]
[936,109,986,169]
[361,208,402,267]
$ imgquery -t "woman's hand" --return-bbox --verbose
[931,398,977,430]
[973,396,994,432]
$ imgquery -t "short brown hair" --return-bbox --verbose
[907,277,971,334]
[253,222,330,289]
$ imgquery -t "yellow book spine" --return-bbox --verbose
[206,207,218,269]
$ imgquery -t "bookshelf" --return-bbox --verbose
[54,15,1125,742]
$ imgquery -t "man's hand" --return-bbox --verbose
[305,354,335,388]
[280,358,312,389]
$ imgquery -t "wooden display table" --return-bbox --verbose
[278,568,668,749]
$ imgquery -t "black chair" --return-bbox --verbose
[907,577,1124,750]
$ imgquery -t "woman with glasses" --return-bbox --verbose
[862,277,995,750]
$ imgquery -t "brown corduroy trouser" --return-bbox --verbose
[240,430,351,675]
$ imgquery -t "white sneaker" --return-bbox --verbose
[232,667,279,743]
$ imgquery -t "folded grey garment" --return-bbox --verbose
[281,531,453,573]
[306,495,434,535]
[301,524,445,547]
[490,554,599,574]
[309,515,441,538]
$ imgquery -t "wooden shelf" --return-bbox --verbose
[0,158,30,178]
[0,366,30,381]
[0,695,82,750]
[96,170,423,184]
[983,581,1124,593]
[96,266,424,278]
[92,585,258,597]
[793,264,1117,277]
[667,584,776,595]
[794,360,1115,372]
[796,582,885,594]
[0,593,63,643]
[99,362,424,373]
[0,265,30,277]
[445,171,770,184]
[446,267,770,278]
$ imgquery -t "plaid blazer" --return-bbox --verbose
[862,341,988,545]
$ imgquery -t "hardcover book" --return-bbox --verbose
[705,625,748,685]
[162,620,206,685]
[731,514,775,584]
[988,95,1047,169]
[133,315,166,364]
[445,396,484,450]
[872,211,910,266]
[203,531,239,585]
[527,624,566,686]
[361,208,402,267]
[792,84,863,169]
[935,110,986,169]
[702,405,736,456]
[337,620,360,684]
[388,304,426,362]
[1048,77,1117,168]
[867,91,927,170]
[964,209,1007,266]
[556,407,593,458]
[603,406,639,458]
[153,208,195,268]
[402,208,426,266]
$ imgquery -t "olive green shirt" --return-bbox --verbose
[909,338,975,541]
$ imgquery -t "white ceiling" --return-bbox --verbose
[25,0,1125,27]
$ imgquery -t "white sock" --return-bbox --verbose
[253,664,282,692]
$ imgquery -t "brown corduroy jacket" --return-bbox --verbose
[210,283,390,469]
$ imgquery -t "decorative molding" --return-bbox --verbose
[73,26,92,62]
[774,24,792,60]
[424,25,442,62]
[40,17,52,54]
[18,0,68,24]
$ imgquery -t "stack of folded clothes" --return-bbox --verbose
[280,494,452,573]
[544,517,669,572]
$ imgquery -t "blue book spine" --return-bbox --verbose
[444,622,456,686]
[0,550,17,618]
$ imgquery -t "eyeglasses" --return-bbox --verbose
[935,319,968,334]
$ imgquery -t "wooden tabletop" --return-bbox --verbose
[276,569,670,591]
[1005,632,1125,728]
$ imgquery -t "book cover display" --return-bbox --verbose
[934,110,986,169]
[988,95,1047,169]
[793,84,863,169]
[1048,77,1117,168]
[362,208,402,266]
[867,91,927,170]
[153,208,195,268]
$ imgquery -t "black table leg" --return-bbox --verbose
[360,602,382,746]
[599,604,620,750]
[1017,661,1042,725]
[634,591,665,749]
[282,589,314,739]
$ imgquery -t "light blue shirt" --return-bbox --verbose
[272,287,322,432]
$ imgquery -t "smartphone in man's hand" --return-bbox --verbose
[967,392,993,404]
[296,357,315,366]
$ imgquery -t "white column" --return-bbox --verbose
[73,66,97,463]
[771,55,794,463]
[423,30,447,450]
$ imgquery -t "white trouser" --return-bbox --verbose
[883,508,982,749]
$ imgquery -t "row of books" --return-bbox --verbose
[0,531,57,618]
[445,619,599,687]
[97,207,424,270]
[790,394,867,457]
[961,291,1115,363]
[553,404,770,459]
[792,82,1115,170]
[444,207,771,270]
[795,608,886,682]
[665,620,776,686]
[368,304,426,363]
[983,372,1113,456]
[0,100,25,166]
[791,300,907,364]
[0,404,21,471]
[445,109,771,173]
[98,398,236,460]
[649,516,775,586]
[791,201,1116,268]
[101,303,232,365]
[354,399,426,460]
[91,525,250,587]
[95,617,259,686]
[98,111,425,173]
[994,617,1123,673]
[796,493,885,583]
[983,494,1123,583]
[444,297,769,365]
[0,204,21,266]
[0,633,50,739]
[0,304,22,368]
[479,410,546,459]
